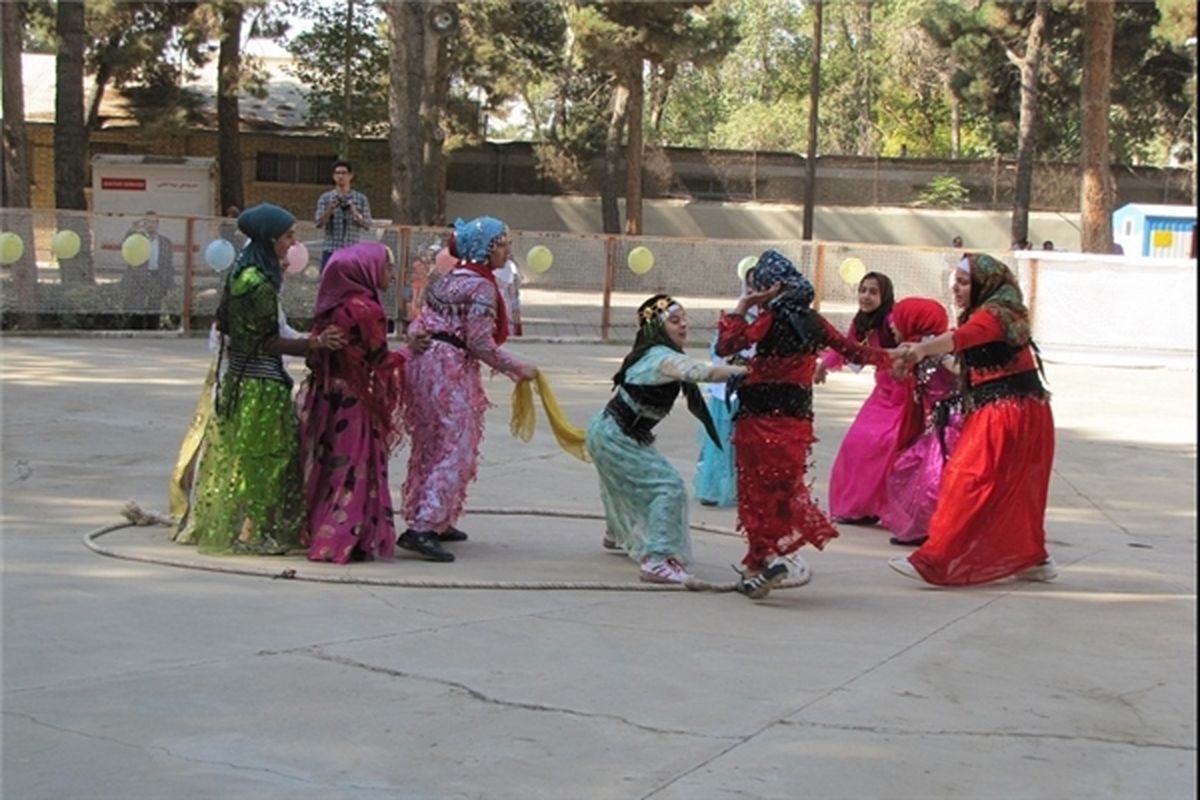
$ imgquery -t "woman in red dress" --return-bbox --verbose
[888,254,1057,586]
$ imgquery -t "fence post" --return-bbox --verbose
[601,235,617,341]
[397,225,411,328]
[181,216,194,333]
[812,241,826,311]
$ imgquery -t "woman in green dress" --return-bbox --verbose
[177,204,343,554]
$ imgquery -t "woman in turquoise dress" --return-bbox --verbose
[177,204,343,554]
[586,294,746,584]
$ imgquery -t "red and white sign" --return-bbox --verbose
[100,177,147,191]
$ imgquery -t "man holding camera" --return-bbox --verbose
[315,160,373,270]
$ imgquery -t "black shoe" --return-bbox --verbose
[397,530,455,562]
[835,515,880,526]
[890,536,927,547]
[439,526,469,543]
[698,499,718,507]
[735,560,790,600]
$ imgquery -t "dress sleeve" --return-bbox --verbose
[658,352,744,383]
[819,322,855,371]
[463,282,530,380]
[716,310,772,356]
[815,315,889,368]
[951,308,1006,350]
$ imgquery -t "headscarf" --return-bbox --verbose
[452,215,510,345]
[233,203,295,291]
[959,253,1030,346]
[891,297,950,449]
[851,271,897,347]
[313,242,389,323]
[748,249,816,345]
[613,294,721,447]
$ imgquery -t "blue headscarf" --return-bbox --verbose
[453,216,507,263]
[233,203,296,290]
[749,249,817,345]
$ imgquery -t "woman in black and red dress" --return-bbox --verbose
[889,253,1057,586]
[716,250,892,600]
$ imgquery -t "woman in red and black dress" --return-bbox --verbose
[888,253,1057,586]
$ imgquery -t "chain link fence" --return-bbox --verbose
[1,208,1194,367]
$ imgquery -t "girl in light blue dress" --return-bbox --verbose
[586,294,746,584]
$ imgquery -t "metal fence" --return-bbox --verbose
[1,208,1195,368]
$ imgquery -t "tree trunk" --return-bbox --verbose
[803,0,823,240]
[944,73,961,159]
[602,83,629,235]
[386,0,426,225]
[418,20,445,226]
[1010,0,1048,248]
[55,0,87,211]
[858,0,874,156]
[2,1,30,208]
[217,2,245,214]
[624,62,644,236]
[2,1,37,327]
[86,34,121,131]
[55,0,93,285]
[1079,0,1115,253]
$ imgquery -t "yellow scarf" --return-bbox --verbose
[511,372,591,462]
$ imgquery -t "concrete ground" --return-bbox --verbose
[1,337,1195,800]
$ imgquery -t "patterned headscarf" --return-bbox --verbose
[613,294,720,447]
[748,249,816,345]
[453,216,508,263]
[960,253,1030,346]
[233,203,295,290]
[312,242,389,323]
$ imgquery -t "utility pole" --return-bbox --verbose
[802,0,823,240]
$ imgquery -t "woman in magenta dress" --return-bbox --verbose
[877,297,962,547]
[400,216,538,563]
[889,254,1056,587]
[815,270,902,525]
[298,242,413,563]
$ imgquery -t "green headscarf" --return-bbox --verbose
[233,203,296,291]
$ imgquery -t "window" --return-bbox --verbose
[255,152,339,184]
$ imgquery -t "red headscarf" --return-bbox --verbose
[890,297,950,449]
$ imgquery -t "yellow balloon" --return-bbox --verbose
[838,257,866,286]
[526,244,554,274]
[52,229,82,260]
[627,246,654,275]
[0,232,24,265]
[122,233,151,266]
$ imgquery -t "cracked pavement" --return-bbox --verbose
[1,338,1195,799]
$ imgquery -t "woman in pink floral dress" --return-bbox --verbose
[400,216,538,562]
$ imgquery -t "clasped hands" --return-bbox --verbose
[887,342,921,378]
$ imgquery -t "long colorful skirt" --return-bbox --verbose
[879,413,963,543]
[181,377,308,555]
[693,394,738,507]
[910,397,1054,585]
[402,345,488,533]
[827,371,908,520]
[299,376,397,563]
[586,412,692,564]
[734,416,838,569]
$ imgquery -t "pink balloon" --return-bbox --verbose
[285,243,310,275]
[434,246,457,274]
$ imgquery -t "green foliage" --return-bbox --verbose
[911,175,970,209]
[285,0,389,139]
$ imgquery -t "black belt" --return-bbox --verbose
[734,382,813,420]
[964,370,1047,412]
[430,331,467,350]
[603,395,661,445]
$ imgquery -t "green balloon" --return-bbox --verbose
[122,233,151,266]
[0,232,25,265]
[627,246,654,275]
[526,245,554,273]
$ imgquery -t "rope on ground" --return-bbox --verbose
[90,502,805,593]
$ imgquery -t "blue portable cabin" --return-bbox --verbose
[1112,203,1197,258]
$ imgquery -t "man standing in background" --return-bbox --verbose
[315,160,372,270]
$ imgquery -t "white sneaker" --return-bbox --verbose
[777,554,813,587]
[1018,556,1058,582]
[639,557,691,584]
[888,556,924,582]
